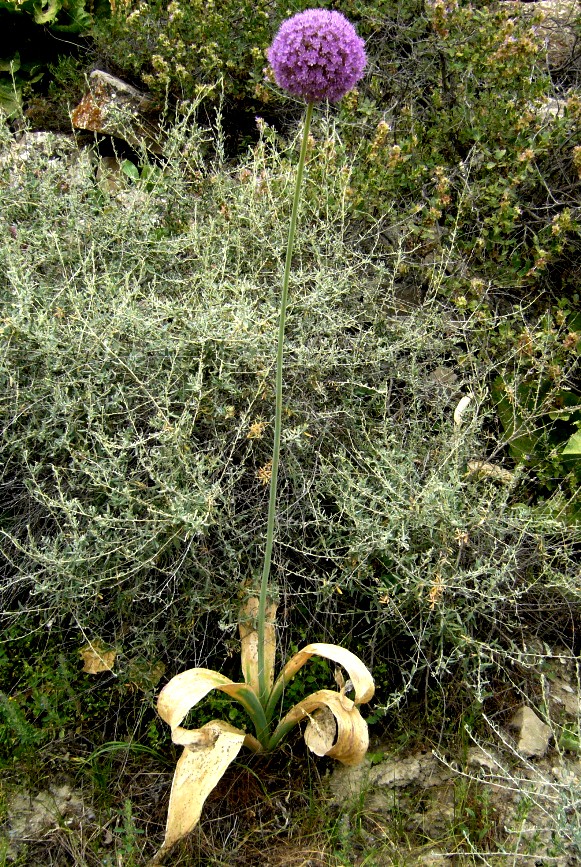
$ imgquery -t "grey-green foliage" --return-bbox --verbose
[0,110,579,696]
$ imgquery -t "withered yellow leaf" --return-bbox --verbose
[271,688,369,766]
[157,668,235,735]
[268,643,374,718]
[303,706,337,756]
[157,667,266,749]
[79,642,116,674]
[159,720,246,855]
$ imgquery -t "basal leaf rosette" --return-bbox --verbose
[154,641,374,857]
[268,9,367,103]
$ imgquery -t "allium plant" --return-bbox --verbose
[267,9,367,103]
[154,12,369,860]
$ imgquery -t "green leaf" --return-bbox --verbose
[0,81,22,118]
[121,160,140,181]
[33,0,62,25]
[491,376,539,463]
[0,53,20,73]
[562,430,581,456]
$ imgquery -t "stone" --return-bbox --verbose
[535,0,580,70]
[371,751,453,790]
[326,739,581,863]
[72,70,163,153]
[467,746,504,775]
[548,677,581,718]
[508,706,553,758]
[328,749,454,810]
[5,783,88,860]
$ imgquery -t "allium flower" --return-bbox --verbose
[268,9,367,103]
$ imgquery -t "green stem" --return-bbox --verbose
[257,101,314,708]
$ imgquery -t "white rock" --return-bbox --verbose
[549,677,581,717]
[509,706,552,757]
[533,0,581,69]
[467,746,504,774]
[505,0,581,70]
[328,749,453,808]
[6,784,86,860]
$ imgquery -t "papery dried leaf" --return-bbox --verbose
[453,394,472,427]
[268,643,374,717]
[466,460,514,484]
[270,688,369,766]
[159,720,246,855]
[334,668,346,690]
[239,596,277,695]
[157,668,267,747]
[158,669,234,733]
[303,706,337,756]
[79,642,116,674]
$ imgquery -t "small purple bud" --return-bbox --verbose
[268,9,367,103]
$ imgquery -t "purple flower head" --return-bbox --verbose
[267,9,366,103]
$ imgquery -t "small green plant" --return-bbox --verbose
[0,633,80,761]
[453,779,498,853]
[0,0,103,32]
[490,307,581,516]
[114,798,144,864]
[0,52,43,117]
[0,0,109,123]
[120,158,163,191]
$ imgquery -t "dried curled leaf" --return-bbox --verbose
[158,720,246,855]
[270,688,369,765]
[268,643,374,717]
[239,596,277,695]
[303,706,337,756]
[466,460,514,484]
[157,667,266,748]
[79,642,116,674]
[154,670,264,858]
[454,394,473,427]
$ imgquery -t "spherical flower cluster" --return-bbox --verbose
[267,9,367,103]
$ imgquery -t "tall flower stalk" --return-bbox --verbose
[257,6,367,705]
[256,98,314,706]
[153,12,370,860]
